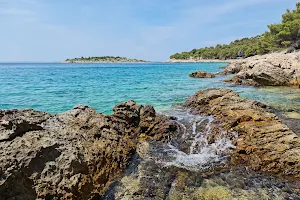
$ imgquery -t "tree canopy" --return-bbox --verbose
[170,2,300,60]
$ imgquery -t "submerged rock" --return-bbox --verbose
[284,111,300,119]
[184,88,300,178]
[0,102,179,199]
[224,51,300,86]
[189,70,216,78]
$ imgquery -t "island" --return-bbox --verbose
[62,56,148,63]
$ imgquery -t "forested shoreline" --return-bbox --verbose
[170,2,300,60]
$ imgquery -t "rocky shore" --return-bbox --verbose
[0,102,179,199]
[223,51,300,86]
[166,58,233,63]
[1,89,300,199]
[186,51,300,88]
[184,88,300,177]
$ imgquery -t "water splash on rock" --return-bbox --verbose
[157,109,237,171]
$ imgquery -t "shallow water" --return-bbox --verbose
[0,62,300,114]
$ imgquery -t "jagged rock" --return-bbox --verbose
[2,92,300,199]
[225,62,243,74]
[103,141,300,199]
[224,52,300,86]
[0,101,179,200]
[183,88,300,178]
[0,109,52,142]
[189,70,216,78]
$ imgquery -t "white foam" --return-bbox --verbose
[157,109,237,171]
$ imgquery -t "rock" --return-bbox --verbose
[224,76,260,86]
[225,62,243,74]
[183,88,300,179]
[287,46,296,53]
[2,93,300,199]
[224,52,300,86]
[0,101,179,199]
[104,141,300,199]
[214,71,230,76]
[284,112,300,119]
[189,70,216,78]
[0,109,52,142]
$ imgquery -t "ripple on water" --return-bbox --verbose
[0,62,299,115]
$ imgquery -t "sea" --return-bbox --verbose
[0,62,299,114]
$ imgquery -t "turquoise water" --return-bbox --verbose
[0,62,299,114]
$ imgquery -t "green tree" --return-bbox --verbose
[169,2,300,60]
[268,2,300,47]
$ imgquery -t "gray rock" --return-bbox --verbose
[224,52,300,86]
[0,102,179,199]
[183,88,300,178]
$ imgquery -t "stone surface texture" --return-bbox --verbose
[224,51,300,86]
[184,88,300,178]
[0,101,178,200]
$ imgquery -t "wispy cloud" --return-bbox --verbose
[0,0,298,61]
[0,7,34,16]
[0,0,40,24]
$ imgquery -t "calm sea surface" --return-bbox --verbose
[0,62,299,114]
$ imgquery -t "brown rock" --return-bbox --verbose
[0,101,179,199]
[189,70,216,78]
[224,76,260,86]
[183,88,300,178]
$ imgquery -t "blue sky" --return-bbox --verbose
[0,0,298,62]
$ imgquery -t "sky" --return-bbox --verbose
[0,0,299,62]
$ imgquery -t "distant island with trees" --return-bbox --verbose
[63,56,148,63]
[170,2,300,60]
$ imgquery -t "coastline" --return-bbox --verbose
[165,58,237,63]
[222,51,300,86]
[3,1,300,199]
[2,55,300,199]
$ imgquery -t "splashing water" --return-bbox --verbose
[156,109,237,171]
